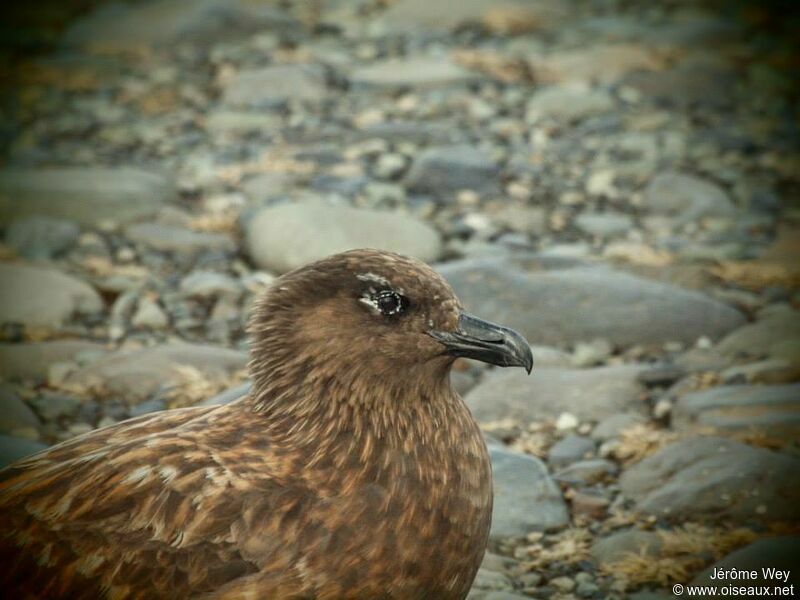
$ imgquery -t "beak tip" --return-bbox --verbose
[523,350,533,375]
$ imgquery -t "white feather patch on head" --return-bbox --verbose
[359,295,381,314]
[356,272,406,314]
[356,272,391,287]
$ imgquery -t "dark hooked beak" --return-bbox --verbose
[429,313,533,374]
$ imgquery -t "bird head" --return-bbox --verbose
[248,249,532,399]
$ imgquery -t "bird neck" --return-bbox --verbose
[246,350,462,446]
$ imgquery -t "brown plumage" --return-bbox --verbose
[0,249,532,599]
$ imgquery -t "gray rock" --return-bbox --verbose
[205,110,283,135]
[64,342,247,402]
[439,261,745,347]
[643,172,735,222]
[63,0,297,49]
[198,381,252,407]
[0,167,175,226]
[627,593,674,600]
[0,264,103,329]
[471,568,515,592]
[719,358,798,384]
[376,0,564,33]
[373,153,408,180]
[525,87,615,123]
[492,205,547,236]
[591,413,646,441]
[620,436,800,522]
[531,43,662,85]
[530,345,572,368]
[222,64,327,109]
[350,57,480,90]
[179,271,241,300]
[27,392,82,422]
[5,216,80,259]
[245,199,442,274]
[129,397,167,417]
[0,341,108,381]
[547,435,595,468]
[571,338,613,367]
[675,347,732,373]
[574,211,633,238]
[241,173,295,205]
[472,592,532,600]
[467,365,646,423]
[489,441,568,539]
[624,57,737,108]
[673,384,800,439]
[479,551,516,572]
[0,435,48,468]
[690,537,800,592]
[131,298,169,330]
[716,308,800,359]
[0,385,40,434]
[650,16,742,47]
[125,223,234,256]
[405,146,500,199]
[554,458,617,485]
[591,530,662,565]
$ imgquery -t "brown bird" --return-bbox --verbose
[0,249,532,599]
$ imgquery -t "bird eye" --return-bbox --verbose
[375,290,407,316]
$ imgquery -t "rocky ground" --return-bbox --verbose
[1,0,799,598]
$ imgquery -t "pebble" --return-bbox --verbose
[245,199,442,274]
[440,262,746,347]
[350,57,479,90]
[222,64,328,108]
[131,298,169,330]
[0,167,175,226]
[179,271,241,300]
[467,365,647,423]
[28,392,82,422]
[125,223,235,256]
[489,441,569,539]
[571,338,613,367]
[404,145,500,200]
[0,264,103,329]
[0,341,108,381]
[5,216,80,259]
[716,307,800,359]
[377,0,565,32]
[547,435,595,468]
[63,0,299,50]
[526,86,615,123]
[554,459,618,485]
[642,172,735,222]
[620,436,800,522]
[591,413,646,440]
[373,153,408,180]
[64,342,247,402]
[0,384,41,434]
[574,211,633,238]
[0,435,48,468]
[549,576,576,592]
[672,383,800,438]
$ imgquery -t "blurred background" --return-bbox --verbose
[0,0,798,598]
